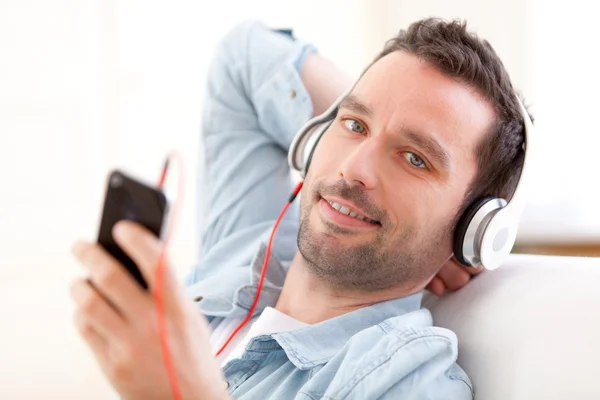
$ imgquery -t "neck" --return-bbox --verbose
[275,252,423,324]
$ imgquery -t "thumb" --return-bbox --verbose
[113,220,179,293]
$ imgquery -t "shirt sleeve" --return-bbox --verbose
[187,20,317,284]
[379,360,474,400]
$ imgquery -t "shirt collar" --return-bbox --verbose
[188,240,427,369]
[271,292,425,370]
[186,242,287,318]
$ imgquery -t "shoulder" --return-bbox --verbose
[317,310,473,399]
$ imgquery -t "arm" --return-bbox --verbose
[190,21,352,283]
[301,51,354,117]
[197,21,313,256]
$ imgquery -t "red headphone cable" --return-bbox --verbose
[214,180,304,357]
[155,151,185,400]
[155,152,302,398]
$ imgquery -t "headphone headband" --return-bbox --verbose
[288,93,346,177]
[470,97,533,269]
[499,98,534,221]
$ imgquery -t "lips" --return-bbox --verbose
[324,200,379,224]
[317,193,381,228]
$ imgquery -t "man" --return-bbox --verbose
[70,18,527,399]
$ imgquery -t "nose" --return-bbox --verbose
[338,137,381,190]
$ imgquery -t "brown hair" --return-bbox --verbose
[367,18,531,224]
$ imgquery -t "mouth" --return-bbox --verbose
[317,196,381,229]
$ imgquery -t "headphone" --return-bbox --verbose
[288,92,534,270]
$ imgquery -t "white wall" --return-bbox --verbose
[2,0,599,398]
[518,0,600,243]
[0,1,383,398]
[384,0,530,90]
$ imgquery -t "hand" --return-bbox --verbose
[70,220,227,400]
[426,257,483,296]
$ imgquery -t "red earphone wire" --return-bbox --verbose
[155,151,302,399]
[155,151,185,400]
[214,180,304,358]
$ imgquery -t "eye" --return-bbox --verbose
[343,118,366,134]
[404,152,428,169]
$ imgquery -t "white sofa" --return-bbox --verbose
[425,254,600,400]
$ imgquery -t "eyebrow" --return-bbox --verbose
[401,127,451,170]
[339,94,373,118]
[339,94,451,170]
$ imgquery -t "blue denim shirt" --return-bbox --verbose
[185,20,473,400]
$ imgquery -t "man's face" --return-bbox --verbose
[297,50,495,292]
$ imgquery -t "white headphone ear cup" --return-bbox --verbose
[479,207,519,270]
[454,197,506,268]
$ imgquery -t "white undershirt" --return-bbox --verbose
[210,307,309,366]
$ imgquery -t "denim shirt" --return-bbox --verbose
[185,20,473,400]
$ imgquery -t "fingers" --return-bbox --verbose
[436,261,471,292]
[113,220,179,294]
[70,278,127,341]
[426,276,446,296]
[72,241,149,319]
[72,310,112,376]
[73,309,108,353]
[465,265,484,276]
[427,258,484,296]
[112,220,169,290]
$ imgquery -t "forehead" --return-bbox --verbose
[351,51,496,171]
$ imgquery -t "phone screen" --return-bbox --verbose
[97,170,167,289]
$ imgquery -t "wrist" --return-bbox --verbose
[301,53,354,116]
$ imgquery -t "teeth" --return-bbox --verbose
[327,200,376,224]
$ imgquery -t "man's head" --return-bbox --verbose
[297,18,527,293]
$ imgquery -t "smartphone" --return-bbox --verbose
[97,169,168,290]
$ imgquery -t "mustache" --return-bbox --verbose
[316,179,387,223]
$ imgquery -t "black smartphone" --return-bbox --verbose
[97,169,168,290]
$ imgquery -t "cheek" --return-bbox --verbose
[308,129,349,175]
[388,186,427,234]
[388,182,454,238]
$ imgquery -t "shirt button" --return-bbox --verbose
[289,89,297,99]
[223,380,230,390]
